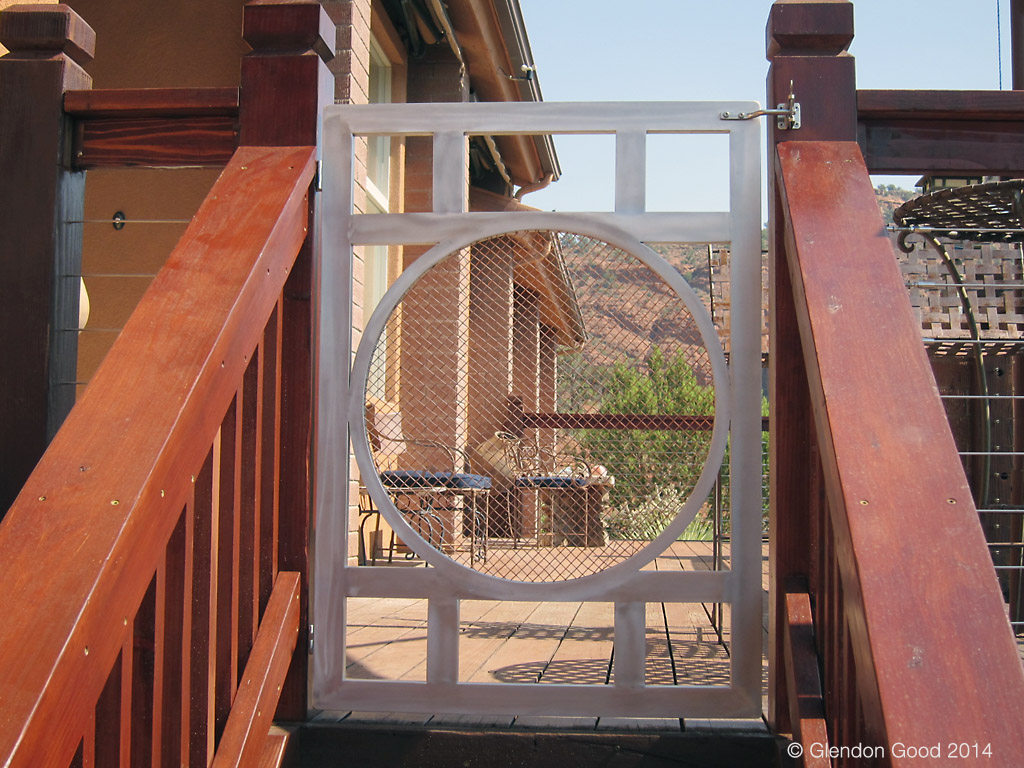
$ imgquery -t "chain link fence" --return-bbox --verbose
[362,230,724,581]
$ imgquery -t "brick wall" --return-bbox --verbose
[399,43,470,461]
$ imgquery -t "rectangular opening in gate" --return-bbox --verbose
[645,133,730,213]
[651,538,733,572]
[646,602,730,687]
[350,133,404,212]
[512,134,616,212]
[458,599,614,685]
[345,596,428,681]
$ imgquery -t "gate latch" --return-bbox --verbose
[720,82,801,130]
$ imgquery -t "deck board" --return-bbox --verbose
[458,599,542,682]
[479,600,582,684]
[542,600,613,686]
[346,598,428,680]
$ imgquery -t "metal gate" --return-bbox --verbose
[313,102,763,717]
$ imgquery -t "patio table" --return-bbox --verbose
[549,477,615,548]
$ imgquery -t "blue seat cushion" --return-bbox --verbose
[444,473,492,490]
[516,476,588,489]
[381,470,492,491]
[380,470,450,488]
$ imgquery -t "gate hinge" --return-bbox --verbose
[720,81,801,130]
[308,623,315,653]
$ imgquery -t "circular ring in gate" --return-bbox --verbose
[350,219,729,592]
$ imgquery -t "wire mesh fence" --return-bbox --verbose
[361,230,724,582]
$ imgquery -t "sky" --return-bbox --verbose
[516,0,1012,218]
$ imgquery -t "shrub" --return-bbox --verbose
[602,485,714,541]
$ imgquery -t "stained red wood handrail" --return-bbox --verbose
[0,145,315,768]
[64,87,240,117]
[857,89,1024,176]
[210,571,300,768]
[65,88,241,169]
[520,412,770,432]
[778,140,1024,759]
[858,89,1024,121]
[523,413,714,431]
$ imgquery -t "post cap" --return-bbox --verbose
[767,0,854,60]
[0,4,95,65]
[243,1,334,63]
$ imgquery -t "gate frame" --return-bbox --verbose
[313,101,763,718]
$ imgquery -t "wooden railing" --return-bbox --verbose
[0,145,315,768]
[768,3,1024,765]
[857,89,1024,177]
[64,87,240,169]
[774,139,1024,764]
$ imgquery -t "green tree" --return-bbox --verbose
[580,347,715,537]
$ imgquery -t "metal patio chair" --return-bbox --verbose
[494,431,612,548]
[361,404,491,564]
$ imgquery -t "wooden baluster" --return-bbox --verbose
[179,496,196,764]
[251,345,265,639]
[765,0,856,734]
[81,714,96,768]
[190,447,218,767]
[260,306,283,615]
[238,355,261,679]
[157,511,188,767]
[93,649,124,768]
[216,398,241,740]
[131,579,157,768]
[239,0,334,720]
[841,618,856,765]
[0,5,94,514]
[781,590,829,766]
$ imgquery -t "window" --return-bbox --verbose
[365,37,393,401]
[366,38,392,208]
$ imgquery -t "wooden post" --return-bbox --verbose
[1013,0,1024,90]
[0,5,94,515]
[239,0,334,721]
[765,0,855,733]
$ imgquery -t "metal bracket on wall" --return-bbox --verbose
[720,81,800,130]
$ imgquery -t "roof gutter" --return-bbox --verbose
[425,2,514,186]
[492,0,560,181]
[443,0,560,185]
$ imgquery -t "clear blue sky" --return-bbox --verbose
[517,0,1011,217]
